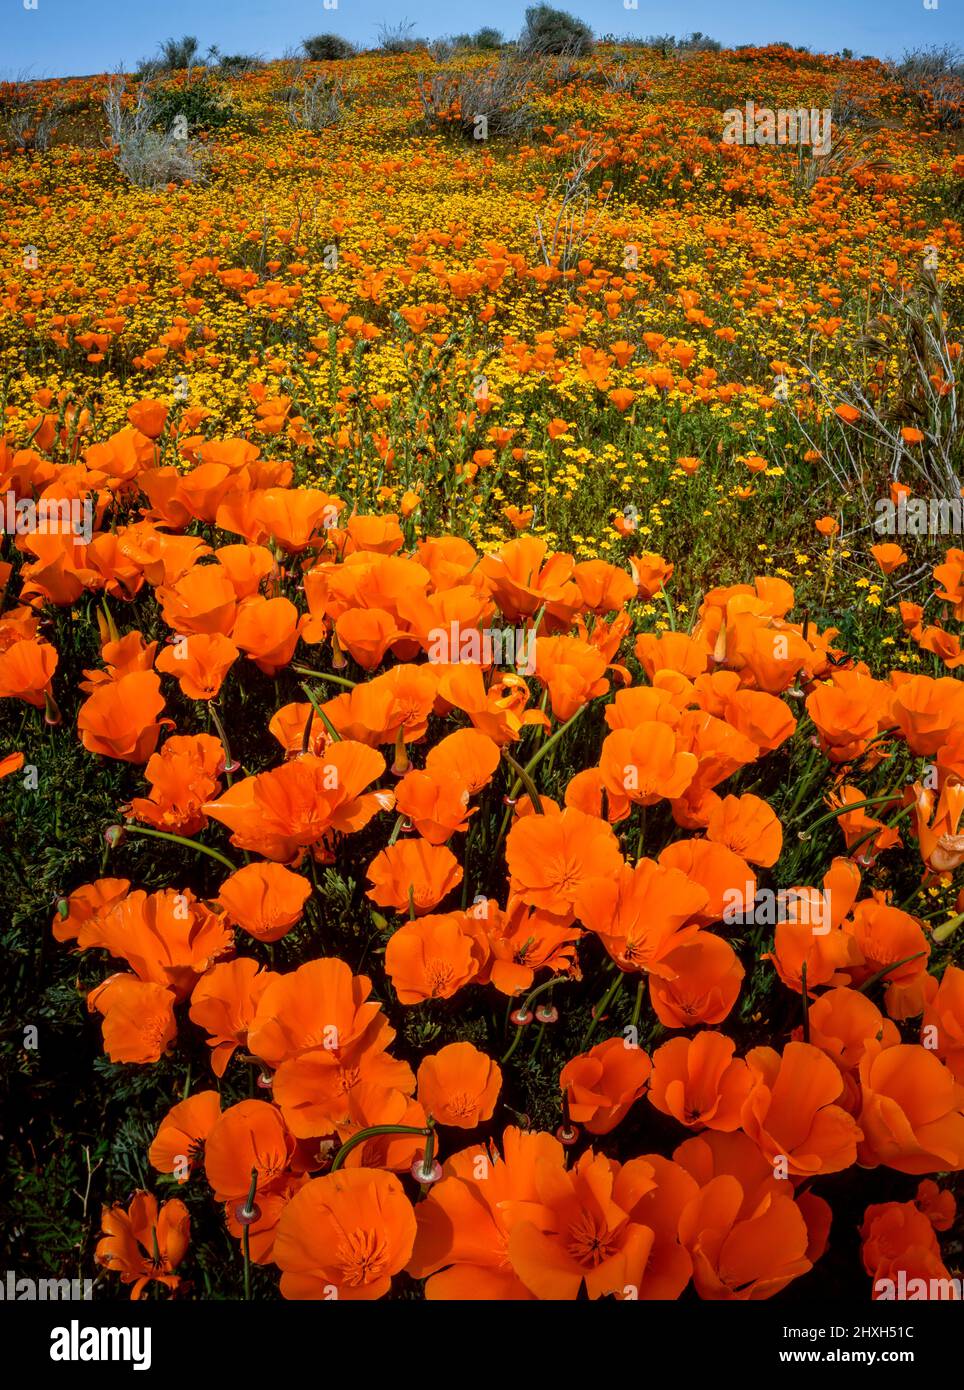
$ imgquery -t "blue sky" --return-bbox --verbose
[1,0,958,79]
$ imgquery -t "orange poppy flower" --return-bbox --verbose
[571,559,635,615]
[217,862,312,942]
[0,637,58,707]
[560,1037,652,1134]
[188,957,278,1076]
[52,875,130,946]
[762,857,862,992]
[77,669,166,763]
[204,1098,295,1203]
[408,1127,560,1299]
[534,634,610,720]
[845,897,930,1020]
[272,1031,414,1140]
[860,1199,954,1297]
[573,857,707,974]
[232,595,301,675]
[914,1178,956,1232]
[385,911,487,1004]
[658,838,756,925]
[156,563,239,635]
[921,965,964,1082]
[274,1168,416,1300]
[912,781,964,876]
[891,674,964,756]
[366,839,463,914]
[857,1042,964,1174]
[95,1191,189,1299]
[870,542,908,575]
[96,886,232,999]
[417,1042,501,1128]
[676,1135,812,1300]
[477,896,581,995]
[650,1032,752,1132]
[125,732,223,835]
[204,743,392,862]
[87,974,177,1064]
[478,536,580,626]
[149,1090,222,1181]
[394,769,473,844]
[741,1041,863,1175]
[506,1148,657,1300]
[649,933,744,1029]
[248,957,383,1068]
[827,783,903,861]
[424,728,501,792]
[506,807,623,915]
[705,792,783,868]
[629,552,674,599]
[798,987,900,1076]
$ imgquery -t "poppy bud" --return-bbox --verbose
[103,824,125,849]
[54,895,70,919]
[535,1003,558,1024]
[43,690,62,727]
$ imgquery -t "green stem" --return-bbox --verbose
[581,970,625,1049]
[299,682,342,742]
[291,665,356,689]
[122,823,237,872]
[857,951,927,995]
[798,794,898,841]
[502,750,544,814]
[330,1124,431,1172]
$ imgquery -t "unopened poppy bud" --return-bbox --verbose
[43,690,62,727]
[331,632,347,670]
[510,1007,533,1027]
[410,1156,442,1185]
[103,824,125,849]
[555,1123,580,1147]
[535,1003,558,1024]
[234,1200,261,1226]
[54,895,70,919]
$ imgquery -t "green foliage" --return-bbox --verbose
[301,34,357,62]
[148,80,233,134]
[519,5,594,57]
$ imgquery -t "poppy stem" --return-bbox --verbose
[630,978,644,1032]
[797,794,897,841]
[500,977,560,1063]
[492,705,590,853]
[120,823,237,871]
[857,950,927,995]
[801,962,810,1043]
[330,1124,432,1172]
[416,1123,437,1191]
[660,587,676,631]
[291,665,356,689]
[502,750,544,814]
[299,682,342,742]
[581,970,625,1049]
[209,701,238,784]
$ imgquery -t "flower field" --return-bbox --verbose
[1,28,963,1308]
